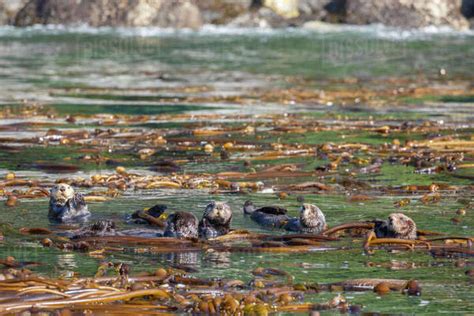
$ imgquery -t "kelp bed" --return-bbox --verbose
[0,75,473,314]
[0,227,471,314]
[0,264,417,315]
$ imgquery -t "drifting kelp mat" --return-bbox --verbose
[0,259,424,315]
[0,80,473,314]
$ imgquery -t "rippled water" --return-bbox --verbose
[1,25,473,107]
[0,25,473,314]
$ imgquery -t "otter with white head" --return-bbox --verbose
[198,201,232,239]
[244,202,327,234]
[373,213,417,240]
[283,203,327,234]
[48,183,90,223]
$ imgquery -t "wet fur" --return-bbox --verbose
[164,211,199,238]
[48,183,90,223]
[374,213,417,240]
[244,201,326,234]
[63,220,163,239]
[244,201,290,228]
[199,202,232,239]
[284,204,327,234]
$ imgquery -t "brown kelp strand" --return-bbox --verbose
[0,266,366,315]
[13,220,473,259]
[0,74,473,316]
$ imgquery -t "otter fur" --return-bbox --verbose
[48,183,90,223]
[198,202,232,239]
[373,213,417,240]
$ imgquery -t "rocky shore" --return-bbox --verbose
[1,0,473,30]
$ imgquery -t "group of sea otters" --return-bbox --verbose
[48,183,418,240]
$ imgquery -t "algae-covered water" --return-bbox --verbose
[0,25,473,314]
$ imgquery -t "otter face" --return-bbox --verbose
[50,183,75,206]
[243,200,255,215]
[300,203,326,230]
[204,201,232,225]
[388,213,417,239]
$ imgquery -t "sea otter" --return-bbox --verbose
[63,209,200,239]
[62,219,163,239]
[198,201,232,239]
[243,201,290,228]
[373,213,417,240]
[163,211,199,238]
[244,201,327,234]
[284,203,327,234]
[48,183,90,223]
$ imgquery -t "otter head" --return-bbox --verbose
[50,183,75,207]
[243,200,255,215]
[300,203,326,230]
[204,201,232,225]
[388,213,417,239]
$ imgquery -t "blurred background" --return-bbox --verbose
[0,0,473,116]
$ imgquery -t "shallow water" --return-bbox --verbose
[0,25,473,314]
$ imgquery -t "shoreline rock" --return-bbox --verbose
[346,0,470,31]
[14,0,203,29]
[1,0,472,30]
[0,0,28,25]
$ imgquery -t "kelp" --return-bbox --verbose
[0,81,473,315]
[14,220,472,260]
[0,263,425,315]
[0,266,361,315]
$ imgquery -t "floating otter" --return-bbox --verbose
[63,210,199,239]
[373,213,417,240]
[284,203,327,234]
[48,183,90,223]
[198,202,232,239]
[244,201,327,234]
[61,220,162,239]
[129,206,198,238]
[64,220,117,239]
[164,211,199,238]
[243,201,289,228]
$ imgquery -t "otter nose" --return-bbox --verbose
[60,187,66,192]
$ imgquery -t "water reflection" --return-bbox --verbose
[56,253,78,277]
[165,251,199,268]
[203,250,231,269]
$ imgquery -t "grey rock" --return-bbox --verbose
[196,0,252,24]
[346,0,469,30]
[0,0,29,24]
[14,0,203,28]
[228,7,288,27]
[228,0,346,28]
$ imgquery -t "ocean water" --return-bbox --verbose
[0,24,473,314]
